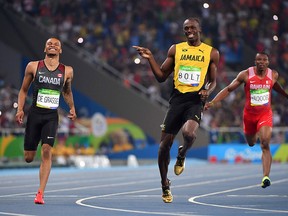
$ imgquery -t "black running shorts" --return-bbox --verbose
[161,91,204,135]
[24,109,59,151]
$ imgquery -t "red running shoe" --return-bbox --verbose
[34,191,45,204]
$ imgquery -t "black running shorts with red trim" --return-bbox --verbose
[24,109,59,151]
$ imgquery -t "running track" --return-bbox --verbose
[0,160,287,216]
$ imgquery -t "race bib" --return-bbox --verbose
[36,89,60,109]
[250,89,269,106]
[178,65,201,86]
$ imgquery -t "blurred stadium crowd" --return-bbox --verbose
[2,0,288,142]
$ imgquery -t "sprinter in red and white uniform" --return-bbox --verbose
[206,52,288,188]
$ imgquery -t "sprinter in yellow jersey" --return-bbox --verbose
[133,17,219,203]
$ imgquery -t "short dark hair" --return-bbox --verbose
[256,51,269,58]
[186,17,201,27]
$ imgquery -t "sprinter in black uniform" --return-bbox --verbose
[133,18,219,203]
[16,37,77,204]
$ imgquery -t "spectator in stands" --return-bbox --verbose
[5,0,288,138]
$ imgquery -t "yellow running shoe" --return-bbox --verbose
[261,176,271,188]
[174,156,185,175]
[162,179,173,203]
[174,146,185,175]
[162,189,173,203]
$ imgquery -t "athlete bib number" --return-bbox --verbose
[36,89,60,109]
[178,65,201,86]
[250,89,269,106]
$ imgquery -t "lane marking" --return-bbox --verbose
[76,188,201,216]
[0,212,35,216]
[74,173,278,215]
[227,194,288,198]
[189,178,288,214]
[1,165,287,216]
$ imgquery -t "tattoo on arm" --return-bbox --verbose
[62,78,74,108]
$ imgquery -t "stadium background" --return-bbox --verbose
[0,0,288,167]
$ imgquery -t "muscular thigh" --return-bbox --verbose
[243,110,272,135]
[256,110,273,132]
[41,112,59,146]
[243,112,258,135]
[183,102,203,125]
[24,112,42,151]
[162,101,203,134]
[161,104,183,134]
[24,111,58,150]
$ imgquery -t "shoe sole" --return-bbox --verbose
[34,197,44,204]
[162,192,173,203]
[162,197,173,203]
[162,181,173,203]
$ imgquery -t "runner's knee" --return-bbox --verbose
[24,154,34,163]
[42,145,52,160]
[260,140,270,150]
[182,131,196,143]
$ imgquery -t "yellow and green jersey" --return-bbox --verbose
[173,42,212,93]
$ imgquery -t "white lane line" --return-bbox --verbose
[0,212,35,216]
[1,173,255,198]
[189,178,288,214]
[227,194,288,198]
[25,195,79,198]
[75,172,288,215]
[74,173,263,216]
[76,188,202,216]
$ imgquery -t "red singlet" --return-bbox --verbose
[243,67,273,135]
